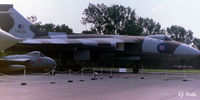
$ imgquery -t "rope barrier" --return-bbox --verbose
[0,73,23,80]
[0,68,197,82]
[26,71,53,80]
[55,70,69,73]
[71,69,82,73]
[0,70,52,80]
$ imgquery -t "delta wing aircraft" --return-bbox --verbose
[0,4,199,72]
[0,29,21,51]
[0,51,56,74]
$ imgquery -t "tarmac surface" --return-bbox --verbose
[0,71,200,100]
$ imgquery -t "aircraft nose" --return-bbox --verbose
[52,61,57,69]
[48,58,56,69]
[173,43,200,57]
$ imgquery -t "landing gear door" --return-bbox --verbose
[124,43,141,52]
[116,43,141,52]
[74,49,90,61]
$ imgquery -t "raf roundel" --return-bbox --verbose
[157,43,166,53]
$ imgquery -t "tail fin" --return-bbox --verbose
[0,4,37,38]
[0,4,67,39]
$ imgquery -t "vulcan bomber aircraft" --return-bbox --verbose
[0,28,21,51]
[0,4,199,72]
[0,51,56,74]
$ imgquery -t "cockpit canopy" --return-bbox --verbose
[28,51,45,57]
[148,35,172,41]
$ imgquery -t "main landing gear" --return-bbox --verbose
[132,61,140,73]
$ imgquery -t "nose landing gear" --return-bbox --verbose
[50,69,56,75]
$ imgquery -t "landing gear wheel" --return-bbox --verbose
[133,61,140,73]
[132,67,139,73]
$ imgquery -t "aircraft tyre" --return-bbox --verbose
[132,67,139,73]
[133,61,140,73]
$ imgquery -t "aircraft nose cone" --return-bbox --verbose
[52,60,57,69]
[48,57,56,69]
[174,44,200,57]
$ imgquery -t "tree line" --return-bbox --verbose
[82,3,198,47]
[28,3,200,49]
[27,15,73,34]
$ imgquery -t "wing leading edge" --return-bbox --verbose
[19,38,125,50]
[0,58,30,64]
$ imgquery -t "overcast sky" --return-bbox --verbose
[1,0,200,38]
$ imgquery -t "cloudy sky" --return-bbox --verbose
[1,0,200,38]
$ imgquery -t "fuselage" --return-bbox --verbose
[8,34,200,63]
[35,34,199,58]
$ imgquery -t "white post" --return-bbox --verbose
[81,68,83,77]
[140,66,144,79]
[165,69,168,81]
[21,68,27,85]
[93,68,95,78]
[109,67,113,78]
[100,67,103,79]
[68,69,73,82]
[125,70,128,79]
[80,68,84,81]
[91,67,96,80]
[183,69,187,81]
[24,68,26,79]
[110,67,112,76]
[69,69,71,78]
[50,67,56,84]
[50,73,56,84]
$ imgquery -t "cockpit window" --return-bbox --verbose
[148,35,172,41]
[28,51,45,57]
[39,53,45,57]
[163,36,172,41]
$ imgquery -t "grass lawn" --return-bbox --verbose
[143,69,200,73]
[83,67,200,73]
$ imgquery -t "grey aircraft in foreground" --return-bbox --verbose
[0,51,56,74]
[0,4,199,72]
